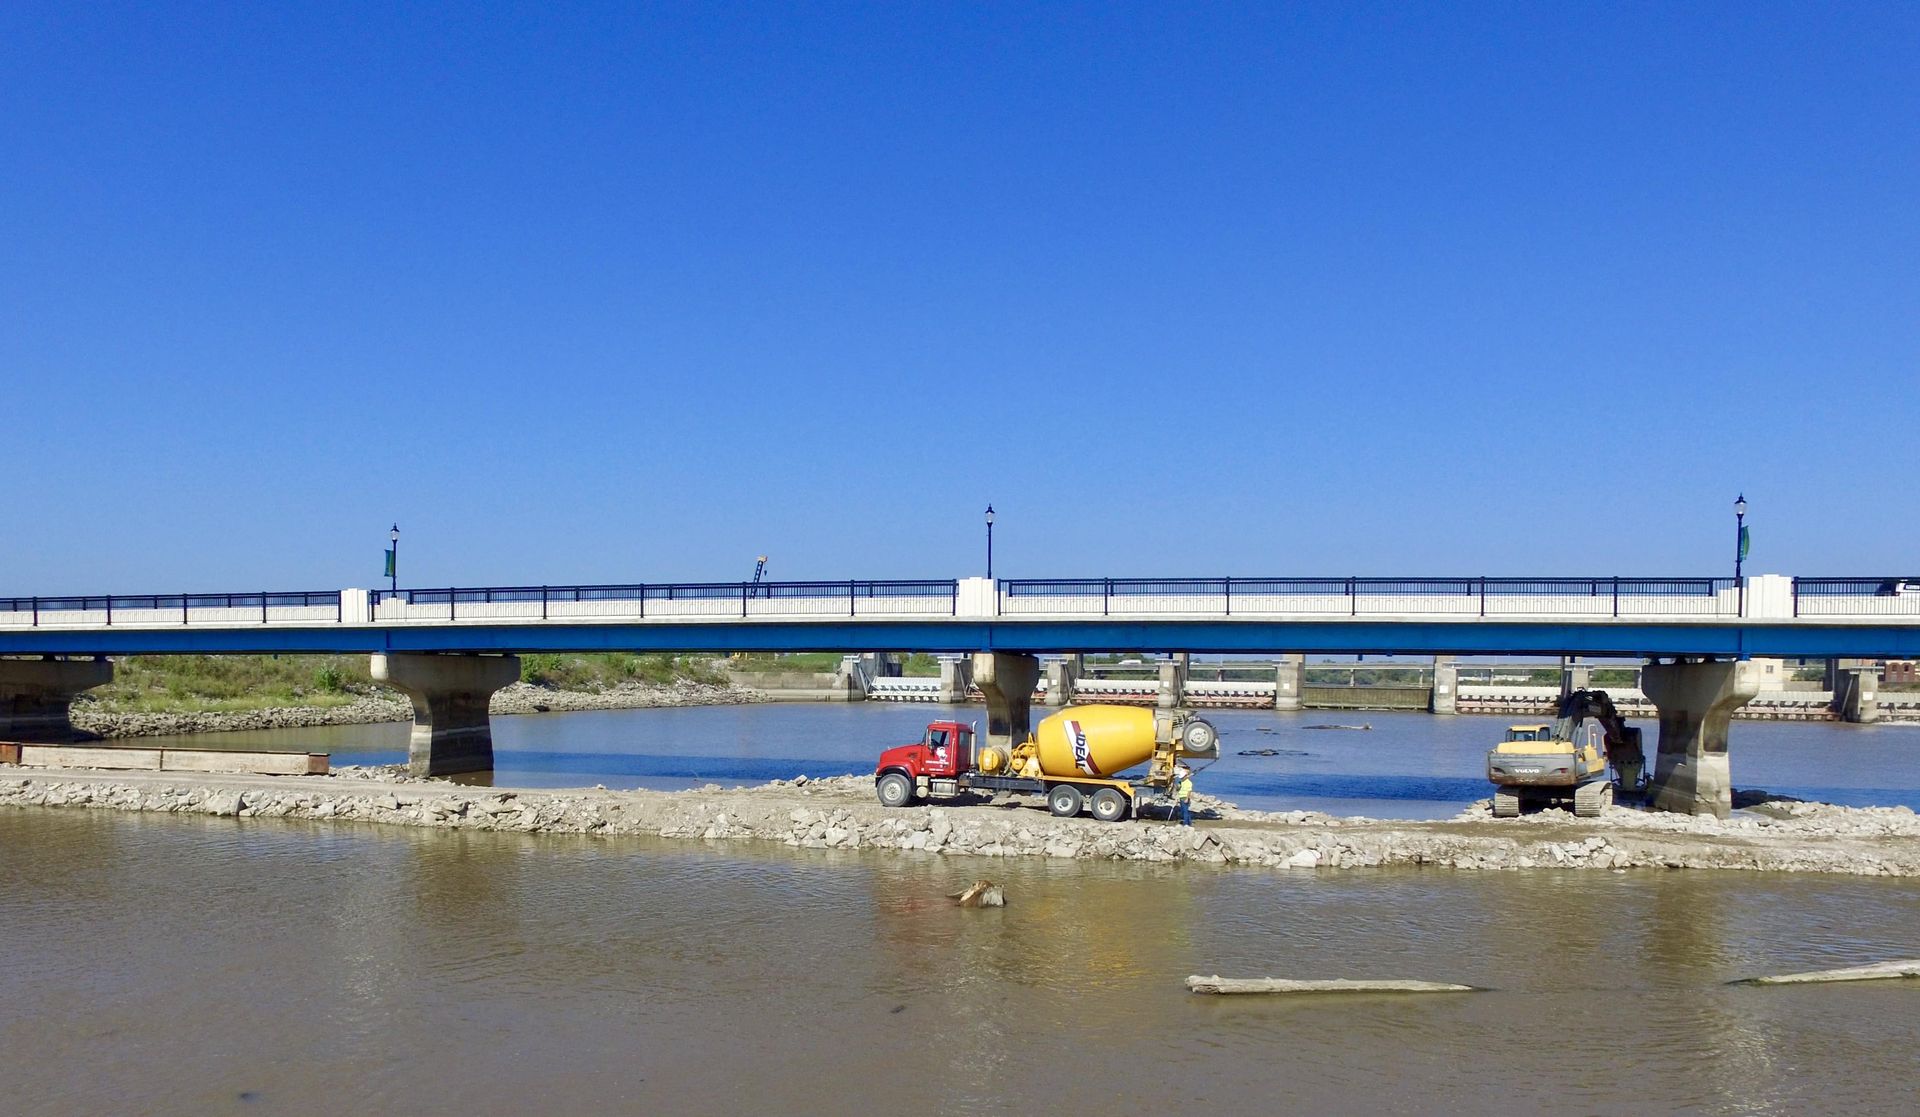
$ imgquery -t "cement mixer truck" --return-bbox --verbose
[872,704,1220,822]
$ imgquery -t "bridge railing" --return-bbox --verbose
[368,579,960,621]
[1791,577,1920,617]
[0,591,341,628]
[997,577,1740,618]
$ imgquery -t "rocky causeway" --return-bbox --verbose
[4,766,1918,875]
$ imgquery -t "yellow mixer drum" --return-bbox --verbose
[1033,705,1158,779]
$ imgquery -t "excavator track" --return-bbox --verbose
[1572,781,1612,818]
[1492,790,1522,818]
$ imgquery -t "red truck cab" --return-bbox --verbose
[874,721,973,806]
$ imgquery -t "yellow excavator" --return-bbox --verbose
[1486,689,1644,818]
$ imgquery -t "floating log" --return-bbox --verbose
[1186,975,1477,995]
[1732,960,1920,986]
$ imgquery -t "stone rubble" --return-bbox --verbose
[2,770,1917,875]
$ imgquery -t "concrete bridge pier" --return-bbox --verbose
[1157,653,1189,709]
[1430,655,1457,715]
[1642,659,1760,819]
[372,653,521,777]
[1275,654,1304,712]
[0,657,113,742]
[1560,657,1591,699]
[936,657,972,704]
[1826,659,1881,723]
[972,651,1039,751]
[1044,655,1081,707]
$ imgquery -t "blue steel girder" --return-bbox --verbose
[1,619,1918,659]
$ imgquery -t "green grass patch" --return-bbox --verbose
[79,651,728,715]
[520,652,725,689]
[727,652,845,674]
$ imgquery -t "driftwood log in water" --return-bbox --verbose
[1733,960,1920,986]
[1186,975,1476,995]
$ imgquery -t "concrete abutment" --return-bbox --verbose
[1642,659,1761,819]
[0,657,113,742]
[370,653,521,777]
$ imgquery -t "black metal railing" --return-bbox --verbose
[999,577,1737,617]
[1791,577,1920,617]
[368,579,960,620]
[0,591,341,626]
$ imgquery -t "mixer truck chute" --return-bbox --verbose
[874,704,1219,822]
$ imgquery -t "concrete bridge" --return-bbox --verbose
[3,572,1916,818]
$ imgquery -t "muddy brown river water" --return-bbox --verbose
[5,805,1920,1116]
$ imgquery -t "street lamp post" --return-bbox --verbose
[389,524,401,595]
[984,505,995,580]
[1733,495,1747,616]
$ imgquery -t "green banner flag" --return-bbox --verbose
[1738,525,1751,561]
[384,548,396,577]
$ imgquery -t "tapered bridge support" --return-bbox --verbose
[972,651,1039,752]
[1643,659,1760,819]
[0,657,113,742]
[372,653,521,777]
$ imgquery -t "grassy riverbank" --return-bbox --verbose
[85,653,733,716]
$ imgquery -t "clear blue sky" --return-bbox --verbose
[3,2,1914,593]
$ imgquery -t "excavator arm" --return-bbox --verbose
[1557,689,1646,795]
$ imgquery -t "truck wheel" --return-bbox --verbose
[1047,784,1084,818]
[1180,719,1219,756]
[876,772,914,808]
[1090,787,1130,823]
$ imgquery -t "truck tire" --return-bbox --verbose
[1090,787,1130,823]
[876,772,914,808]
[1047,784,1084,818]
[1180,719,1219,756]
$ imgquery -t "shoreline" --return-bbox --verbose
[4,766,1918,875]
[70,679,769,739]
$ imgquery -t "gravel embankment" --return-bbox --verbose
[70,680,765,739]
[4,767,1918,876]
